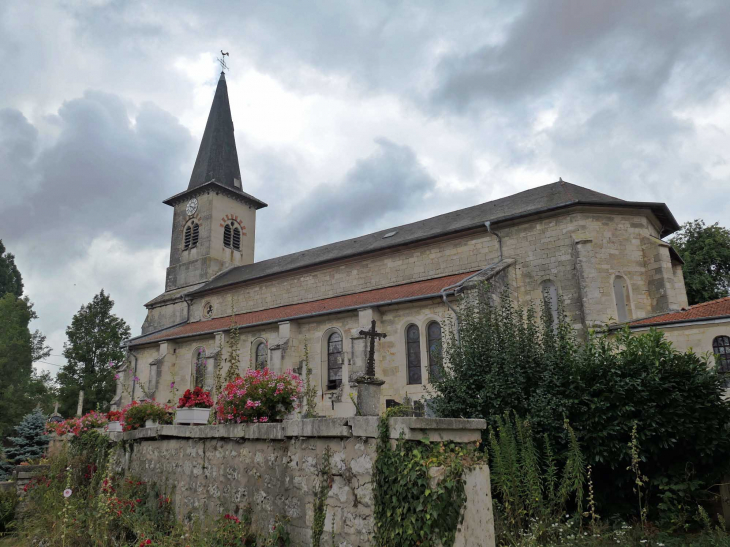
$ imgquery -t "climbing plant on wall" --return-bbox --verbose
[224,301,241,383]
[373,407,482,547]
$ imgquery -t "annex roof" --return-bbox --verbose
[128,271,477,347]
[629,297,730,328]
[189,180,678,297]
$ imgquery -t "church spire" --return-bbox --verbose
[188,72,242,191]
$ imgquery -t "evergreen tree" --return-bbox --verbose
[670,219,730,305]
[57,290,130,416]
[0,294,55,438]
[4,409,50,466]
[0,447,12,481]
[0,240,23,298]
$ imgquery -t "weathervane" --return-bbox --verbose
[217,50,230,72]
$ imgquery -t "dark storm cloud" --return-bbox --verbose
[432,0,730,110]
[0,92,193,258]
[256,138,441,257]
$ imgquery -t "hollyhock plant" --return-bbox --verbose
[177,386,214,409]
[215,368,302,424]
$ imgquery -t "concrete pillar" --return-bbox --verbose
[454,464,496,547]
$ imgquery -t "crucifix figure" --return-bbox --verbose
[359,320,387,378]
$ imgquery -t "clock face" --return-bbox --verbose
[186,198,198,216]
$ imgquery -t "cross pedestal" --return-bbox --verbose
[356,376,385,416]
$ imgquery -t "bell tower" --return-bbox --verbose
[163,72,267,292]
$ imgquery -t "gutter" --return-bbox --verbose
[128,349,139,401]
[440,221,504,344]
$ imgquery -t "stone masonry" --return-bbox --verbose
[104,417,492,547]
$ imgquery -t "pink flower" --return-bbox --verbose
[114,373,120,380]
[133,376,140,382]
[63,489,72,498]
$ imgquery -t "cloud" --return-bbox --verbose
[2,0,730,376]
[0,92,193,257]
[258,138,441,256]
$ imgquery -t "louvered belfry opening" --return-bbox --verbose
[191,222,199,247]
[223,224,232,248]
[183,225,192,249]
[232,226,241,250]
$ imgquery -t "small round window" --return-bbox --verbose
[203,302,213,319]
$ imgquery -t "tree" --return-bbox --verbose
[4,409,50,466]
[0,447,12,481]
[0,239,23,298]
[430,285,730,517]
[670,219,730,305]
[0,294,55,439]
[57,290,131,416]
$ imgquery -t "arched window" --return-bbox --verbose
[184,225,192,249]
[223,224,232,248]
[713,336,730,374]
[255,341,268,371]
[191,222,199,247]
[406,324,422,385]
[541,280,559,326]
[427,322,442,381]
[613,275,630,323]
[232,226,241,250]
[327,332,343,389]
[194,347,206,388]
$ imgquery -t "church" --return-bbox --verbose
[113,71,694,415]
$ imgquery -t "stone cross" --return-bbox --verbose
[76,390,84,417]
[358,320,387,378]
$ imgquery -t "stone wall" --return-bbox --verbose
[108,418,492,547]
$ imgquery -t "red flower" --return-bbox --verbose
[177,387,214,409]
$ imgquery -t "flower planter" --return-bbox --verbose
[107,421,122,433]
[175,407,212,425]
[144,419,159,428]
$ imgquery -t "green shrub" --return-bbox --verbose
[121,400,174,431]
[430,284,730,518]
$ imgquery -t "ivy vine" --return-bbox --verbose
[311,446,332,547]
[373,407,482,547]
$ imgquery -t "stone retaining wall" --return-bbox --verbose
[106,417,493,546]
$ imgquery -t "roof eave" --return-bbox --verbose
[623,313,730,330]
[162,180,268,210]
[127,291,454,348]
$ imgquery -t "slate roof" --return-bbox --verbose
[189,180,679,297]
[165,72,267,209]
[129,271,477,346]
[629,297,730,328]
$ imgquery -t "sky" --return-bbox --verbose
[1,0,730,376]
